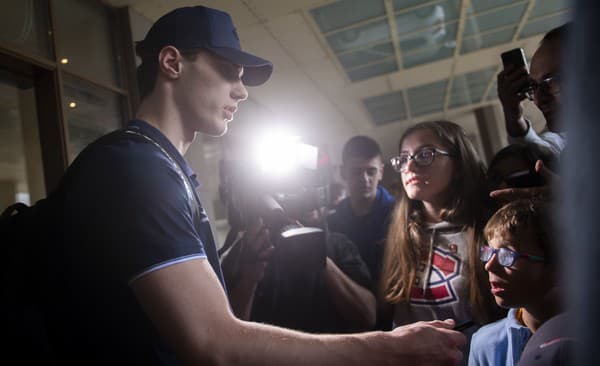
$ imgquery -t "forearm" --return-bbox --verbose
[503,107,529,137]
[221,318,386,366]
[134,258,463,366]
[323,258,376,330]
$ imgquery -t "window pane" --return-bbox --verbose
[62,74,123,162]
[407,79,448,117]
[0,70,46,209]
[338,42,394,69]
[0,0,52,58]
[347,58,397,82]
[311,0,386,33]
[327,20,391,53]
[54,0,119,86]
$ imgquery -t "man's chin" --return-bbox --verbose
[201,123,229,137]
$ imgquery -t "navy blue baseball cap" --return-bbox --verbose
[136,6,273,86]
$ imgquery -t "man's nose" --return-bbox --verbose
[232,81,248,101]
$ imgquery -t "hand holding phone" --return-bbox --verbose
[500,48,534,101]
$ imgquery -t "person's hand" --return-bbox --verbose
[387,319,466,366]
[497,64,531,136]
[239,220,275,283]
[498,64,531,114]
[490,160,559,203]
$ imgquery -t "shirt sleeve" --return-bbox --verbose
[508,119,566,157]
[64,143,206,285]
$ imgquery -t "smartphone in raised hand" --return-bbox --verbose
[501,47,529,72]
[500,47,534,100]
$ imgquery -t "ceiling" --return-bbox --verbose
[105,0,571,159]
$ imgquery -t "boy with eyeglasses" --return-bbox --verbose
[468,199,563,366]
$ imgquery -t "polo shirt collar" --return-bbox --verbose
[127,119,200,188]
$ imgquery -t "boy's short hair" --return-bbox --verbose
[341,135,382,164]
[484,199,556,261]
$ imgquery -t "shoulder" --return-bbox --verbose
[375,187,396,217]
[76,136,178,187]
[64,135,189,211]
[471,316,512,348]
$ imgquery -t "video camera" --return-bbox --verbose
[219,140,332,272]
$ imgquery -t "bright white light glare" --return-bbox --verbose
[253,130,302,177]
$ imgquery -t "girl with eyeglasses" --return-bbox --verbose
[381,121,501,363]
[469,199,562,365]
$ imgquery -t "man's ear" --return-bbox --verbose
[158,46,182,79]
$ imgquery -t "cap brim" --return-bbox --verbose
[208,47,273,86]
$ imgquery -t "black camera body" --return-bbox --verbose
[220,158,331,272]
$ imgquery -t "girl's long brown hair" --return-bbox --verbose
[380,120,498,324]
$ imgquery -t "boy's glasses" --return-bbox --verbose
[390,148,451,173]
[480,245,546,267]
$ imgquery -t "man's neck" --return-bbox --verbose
[350,195,376,217]
[136,94,195,156]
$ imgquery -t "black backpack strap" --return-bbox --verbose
[121,129,200,218]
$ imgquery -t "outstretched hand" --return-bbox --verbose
[490,160,559,203]
[389,319,466,366]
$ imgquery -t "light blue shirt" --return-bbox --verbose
[468,308,532,366]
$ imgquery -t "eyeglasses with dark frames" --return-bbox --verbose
[480,245,546,267]
[390,147,451,173]
[524,74,560,100]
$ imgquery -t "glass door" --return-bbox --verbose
[0,70,45,210]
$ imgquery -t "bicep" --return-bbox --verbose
[131,258,236,364]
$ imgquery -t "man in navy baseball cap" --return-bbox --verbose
[42,5,467,366]
[136,6,272,87]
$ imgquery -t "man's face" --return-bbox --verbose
[176,51,248,136]
[341,156,384,202]
[530,40,562,132]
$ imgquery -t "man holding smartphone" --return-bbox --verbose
[497,23,570,158]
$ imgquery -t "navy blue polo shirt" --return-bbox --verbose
[52,119,224,365]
